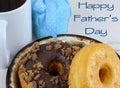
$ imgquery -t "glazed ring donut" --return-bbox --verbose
[69,43,120,88]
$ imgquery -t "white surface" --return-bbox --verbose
[0,69,7,88]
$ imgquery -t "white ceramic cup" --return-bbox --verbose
[0,0,32,69]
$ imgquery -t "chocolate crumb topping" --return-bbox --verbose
[31,53,38,61]
[39,79,45,87]
[18,40,86,88]
[50,76,59,84]
[28,81,37,88]
[46,45,53,51]
[34,74,41,80]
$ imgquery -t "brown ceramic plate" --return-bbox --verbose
[6,34,101,88]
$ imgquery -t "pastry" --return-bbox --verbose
[69,43,120,88]
[18,40,86,88]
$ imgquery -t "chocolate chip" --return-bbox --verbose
[21,70,34,83]
[28,81,37,88]
[54,43,62,50]
[65,48,72,56]
[20,57,28,64]
[72,46,80,51]
[39,79,45,87]
[31,53,38,60]
[55,78,59,84]
[46,45,52,51]
[72,51,78,55]
[27,75,33,83]
[34,74,41,80]
[50,76,59,84]
[27,70,34,77]
[60,49,65,56]
[37,62,43,69]
[23,72,29,82]
[33,62,43,70]
[66,57,70,61]
[18,64,26,74]
[26,53,32,60]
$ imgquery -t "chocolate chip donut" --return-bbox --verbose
[18,40,86,88]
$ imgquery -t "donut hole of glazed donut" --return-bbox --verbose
[99,65,112,84]
[48,61,64,76]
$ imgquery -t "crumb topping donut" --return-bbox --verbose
[18,40,86,88]
[69,43,120,88]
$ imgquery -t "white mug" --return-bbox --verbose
[0,0,32,69]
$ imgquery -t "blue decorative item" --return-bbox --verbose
[32,0,71,38]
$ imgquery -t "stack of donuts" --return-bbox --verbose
[18,40,120,88]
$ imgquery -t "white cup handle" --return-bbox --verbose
[0,20,10,69]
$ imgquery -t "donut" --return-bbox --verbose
[69,43,120,88]
[18,40,86,88]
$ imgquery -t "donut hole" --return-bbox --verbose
[48,61,64,76]
[99,65,112,84]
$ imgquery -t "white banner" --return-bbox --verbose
[68,0,120,53]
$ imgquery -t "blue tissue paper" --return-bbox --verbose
[32,0,71,38]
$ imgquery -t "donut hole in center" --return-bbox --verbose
[99,65,112,84]
[48,61,64,76]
